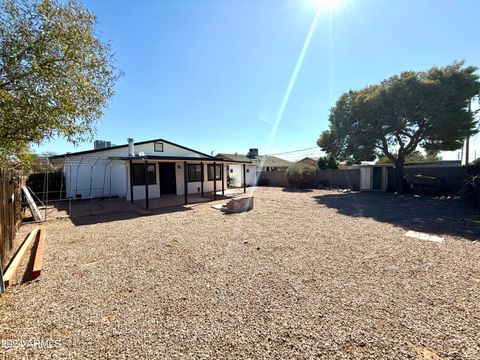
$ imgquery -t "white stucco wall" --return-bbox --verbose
[64,158,128,199]
[59,140,239,201]
[227,164,256,187]
[63,157,230,201]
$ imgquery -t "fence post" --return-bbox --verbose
[0,257,4,293]
[0,168,22,286]
[0,258,4,293]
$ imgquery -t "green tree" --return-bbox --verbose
[327,155,338,169]
[0,0,119,163]
[318,155,339,169]
[318,62,479,192]
[318,157,328,169]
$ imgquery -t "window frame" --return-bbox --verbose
[154,141,164,152]
[207,164,222,181]
[187,164,203,182]
[132,163,157,186]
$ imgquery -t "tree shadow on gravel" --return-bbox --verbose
[313,192,480,241]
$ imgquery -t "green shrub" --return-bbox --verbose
[286,163,316,188]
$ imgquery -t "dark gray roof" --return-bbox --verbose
[216,153,251,162]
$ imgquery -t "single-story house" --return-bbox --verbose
[49,138,251,208]
[215,153,257,187]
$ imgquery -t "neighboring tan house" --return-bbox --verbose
[296,157,319,169]
[49,138,250,208]
[253,155,292,171]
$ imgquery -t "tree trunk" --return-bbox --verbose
[394,160,404,194]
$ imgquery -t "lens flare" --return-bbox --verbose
[259,5,322,163]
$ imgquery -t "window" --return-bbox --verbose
[230,169,233,173]
[187,164,202,182]
[132,163,156,185]
[207,164,222,181]
[246,168,250,173]
[154,142,164,152]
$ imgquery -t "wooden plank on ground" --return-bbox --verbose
[3,227,40,287]
[32,226,46,279]
[22,187,42,221]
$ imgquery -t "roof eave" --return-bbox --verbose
[49,138,215,160]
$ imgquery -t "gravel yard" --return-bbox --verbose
[1,187,480,359]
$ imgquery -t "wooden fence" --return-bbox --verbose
[0,168,22,271]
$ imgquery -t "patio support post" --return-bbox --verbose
[213,162,217,200]
[243,163,246,193]
[221,163,225,195]
[184,161,188,205]
[200,161,204,197]
[144,160,149,209]
[129,159,134,203]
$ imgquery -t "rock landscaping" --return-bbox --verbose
[0,187,479,358]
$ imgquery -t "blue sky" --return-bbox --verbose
[35,0,480,161]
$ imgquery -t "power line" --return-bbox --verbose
[266,147,319,156]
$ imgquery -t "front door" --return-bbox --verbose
[159,163,177,195]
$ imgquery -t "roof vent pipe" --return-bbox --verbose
[128,138,135,157]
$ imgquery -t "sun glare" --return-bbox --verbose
[310,0,343,10]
